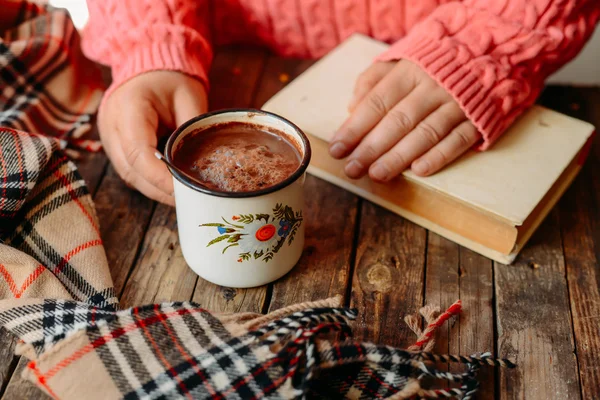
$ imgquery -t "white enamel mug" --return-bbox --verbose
[165,109,311,288]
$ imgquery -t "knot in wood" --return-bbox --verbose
[221,287,237,301]
[364,262,393,293]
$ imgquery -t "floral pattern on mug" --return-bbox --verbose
[200,204,303,263]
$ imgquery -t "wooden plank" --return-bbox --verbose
[424,234,495,399]
[71,122,108,196]
[456,248,495,397]
[1,358,44,400]
[350,202,427,348]
[0,328,19,399]
[268,175,359,311]
[94,165,156,295]
[552,86,600,400]
[495,211,580,399]
[75,151,107,196]
[119,203,198,307]
[424,233,460,357]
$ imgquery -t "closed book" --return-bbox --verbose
[262,34,595,264]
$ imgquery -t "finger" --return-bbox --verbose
[173,80,208,126]
[329,63,417,159]
[349,62,395,112]
[119,100,175,197]
[101,117,175,205]
[367,101,466,181]
[110,134,175,205]
[411,121,481,176]
[344,83,451,179]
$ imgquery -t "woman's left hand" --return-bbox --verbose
[329,60,481,182]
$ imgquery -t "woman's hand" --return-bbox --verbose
[98,71,208,205]
[329,60,481,182]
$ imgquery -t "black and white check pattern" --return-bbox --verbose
[0,299,514,399]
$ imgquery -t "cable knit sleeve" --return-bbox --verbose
[378,0,600,149]
[82,0,212,98]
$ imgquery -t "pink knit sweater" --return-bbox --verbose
[82,0,599,149]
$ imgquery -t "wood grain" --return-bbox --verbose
[0,329,19,398]
[424,233,460,357]
[350,202,427,348]
[456,248,495,397]
[73,122,107,197]
[1,358,42,400]
[75,151,107,196]
[94,165,155,295]
[119,203,198,307]
[424,233,495,399]
[268,175,358,311]
[495,212,580,400]
[549,86,600,400]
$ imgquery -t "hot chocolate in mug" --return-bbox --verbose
[165,109,311,288]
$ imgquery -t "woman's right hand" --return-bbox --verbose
[98,71,208,205]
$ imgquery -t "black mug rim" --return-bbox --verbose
[165,108,312,198]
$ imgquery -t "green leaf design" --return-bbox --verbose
[201,204,303,262]
[238,214,254,224]
[272,236,286,254]
[253,250,264,259]
[284,207,295,222]
[207,235,230,247]
[228,234,243,243]
[273,203,285,219]
[255,213,270,223]
[222,217,244,229]
[222,243,239,254]
[288,224,300,246]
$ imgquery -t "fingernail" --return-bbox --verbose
[345,159,365,179]
[370,162,389,182]
[412,159,430,175]
[329,141,347,158]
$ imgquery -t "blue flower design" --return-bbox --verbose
[218,226,227,234]
[278,220,291,238]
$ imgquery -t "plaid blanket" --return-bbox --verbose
[0,2,514,399]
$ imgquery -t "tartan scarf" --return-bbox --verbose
[0,2,514,399]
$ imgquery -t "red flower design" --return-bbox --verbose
[255,224,276,242]
[232,216,240,221]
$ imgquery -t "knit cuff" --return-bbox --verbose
[103,41,211,105]
[377,35,506,150]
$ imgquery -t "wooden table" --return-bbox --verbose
[1,47,599,400]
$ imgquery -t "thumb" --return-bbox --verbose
[173,79,209,126]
